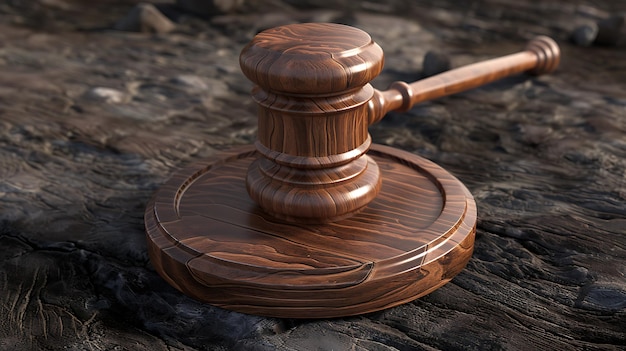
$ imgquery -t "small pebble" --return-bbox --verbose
[114,3,175,34]
[571,23,598,47]
[171,75,230,97]
[422,51,450,77]
[594,15,625,46]
[172,75,209,90]
[84,87,126,104]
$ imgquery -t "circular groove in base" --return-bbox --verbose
[145,144,477,318]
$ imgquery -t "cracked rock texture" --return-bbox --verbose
[1,0,625,350]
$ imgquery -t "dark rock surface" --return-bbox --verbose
[571,23,598,47]
[595,15,625,46]
[422,50,451,77]
[1,0,625,350]
[177,0,245,17]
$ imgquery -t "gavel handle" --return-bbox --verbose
[368,36,560,124]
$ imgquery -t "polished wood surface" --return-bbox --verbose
[240,23,559,222]
[240,23,385,222]
[239,23,384,95]
[145,144,476,318]
[146,23,560,318]
[368,36,560,123]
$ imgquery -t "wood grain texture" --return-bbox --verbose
[368,36,561,123]
[145,144,476,318]
[240,23,386,222]
[239,23,384,94]
[246,142,382,223]
[240,23,559,223]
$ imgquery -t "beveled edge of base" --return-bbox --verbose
[145,144,477,318]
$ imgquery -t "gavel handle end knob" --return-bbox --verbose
[525,36,561,76]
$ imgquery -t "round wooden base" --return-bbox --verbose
[145,144,476,319]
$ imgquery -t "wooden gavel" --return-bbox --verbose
[239,23,560,223]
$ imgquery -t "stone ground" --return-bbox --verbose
[0,0,625,350]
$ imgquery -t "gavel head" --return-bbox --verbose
[239,23,385,223]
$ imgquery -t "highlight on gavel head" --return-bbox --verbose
[239,23,384,94]
[239,23,387,223]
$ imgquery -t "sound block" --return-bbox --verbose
[145,144,476,318]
